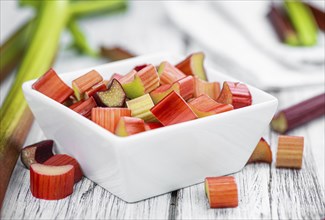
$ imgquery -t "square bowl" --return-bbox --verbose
[22,53,278,203]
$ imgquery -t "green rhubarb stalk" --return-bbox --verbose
[0,19,34,82]
[0,1,69,208]
[284,0,318,46]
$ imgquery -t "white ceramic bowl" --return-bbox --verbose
[23,53,278,203]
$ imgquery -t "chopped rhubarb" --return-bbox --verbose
[247,138,272,164]
[115,117,146,137]
[70,96,97,118]
[150,91,197,126]
[217,81,252,109]
[276,135,304,169]
[150,84,176,104]
[44,154,83,183]
[21,140,54,169]
[126,94,157,122]
[176,52,207,81]
[32,68,73,103]
[109,73,124,82]
[144,122,164,131]
[93,79,126,107]
[134,64,148,72]
[91,107,131,133]
[84,82,107,99]
[194,77,220,100]
[188,94,233,118]
[30,164,74,200]
[72,70,103,100]
[271,93,325,134]
[158,61,186,85]
[306,3,325,31]
[205,176,238,208]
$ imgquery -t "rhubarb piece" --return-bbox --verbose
[30,163,74,200]
[32,68,74,103]
[69,96,97,118]
[175,52,207,81]
[144,122,164,131]
[115,117,146,137]
[276,135,304,169]
[91,107,131,133]
[84,82,107,99]
[217,81,252,109]
[267,5,299,45]
[194,77,220,100]
[21,140,54,169]
[247,138,272,164]
[150,76,194,104]
[93,79,126,107]
[126,94,157,122]
[150,91,197,126]
[44,154,83,183]
[100,46,135,61]
[188,94,233,118]
[158,61,186,84]
[271,93,325,134]
[306,3,325,31]
[134,64,148,72]
[109,73,123,82]
[284,0,317,46]
[72,70,103,100]
[121,64,160,99]
[205,176,238,208]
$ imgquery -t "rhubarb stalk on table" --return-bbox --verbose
[0,1,69,208]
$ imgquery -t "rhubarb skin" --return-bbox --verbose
[32,68,74,103]
[158,61,186,85]
[271,93,325,134]
[72,70,103,100]
[306,3,325,31]
[115,117,146,137]
[69,96,97,118]
[21,140,54,169]
[217,81,252,109]
[194,77,220,100]
[276,135,304,169]
[30,164,74,200]
[91,107,131,133]
[247,138,272,164]
[175,52,207,81]
[44,154,83,183]
[144,122,164,131]
[126,94,157,122]
[188,94,233,118]
[84,82,107,99]
[134,64,148,72]
[150,91,197,126]
[205,176,238,208]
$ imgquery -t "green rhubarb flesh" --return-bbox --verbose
[192,53,207,81]
[126,94,157,122]
[122,76,146,99]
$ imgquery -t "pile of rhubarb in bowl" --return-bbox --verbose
[32,52,252,137]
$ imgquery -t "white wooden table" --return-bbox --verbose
[1,1,325,219]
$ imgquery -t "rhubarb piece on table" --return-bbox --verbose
[84,82,107,99]
[217,81,252,109]
[69,96,97,118]
[21,140,54,169]
[93,79,126,107]
[276,135,304,169]
[91,107,131,133]
[115,117,146,137]
[100,46,135,61]
[144,122,164,131]
[175,52,207,81]
[44,154,83,183]
[120,65,160,99]
[158,61,186,84]
[188,94,233,118]
[30,163,74,200]
[271,93,325,134]
[126,94,157,122]
[32,68,74,103]
[284,0,317,46]
[72,70,103,100]
[205,176,238,208]
[247,138,272,164]
[194,77,220,100]
[267,5,299,45]
[150,91,197,126]
[150,76,194,104]
[305,3,325,31]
